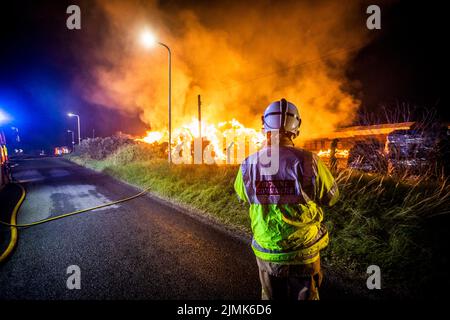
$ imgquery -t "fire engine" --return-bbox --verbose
[0,130,11,186]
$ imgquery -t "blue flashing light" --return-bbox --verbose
[0,109,11,126]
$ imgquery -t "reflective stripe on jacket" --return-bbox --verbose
[234,141,339,263]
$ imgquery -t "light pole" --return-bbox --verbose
[67,130,75,151]
[67,113,81,145]
[140,30,172,164]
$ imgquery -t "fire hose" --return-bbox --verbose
[0,182,153,263]
[0,183,152,228]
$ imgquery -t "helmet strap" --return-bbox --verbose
[280,98,288,134]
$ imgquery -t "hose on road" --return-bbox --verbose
[0,182,152,228]
[0,183,26,263]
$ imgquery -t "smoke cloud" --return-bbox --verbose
[75,0,371,141]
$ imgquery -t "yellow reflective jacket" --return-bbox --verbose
[234,140,339,264]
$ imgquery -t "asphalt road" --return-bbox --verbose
[0,157,260,299]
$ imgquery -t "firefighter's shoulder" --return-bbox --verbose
[282,145,315,159]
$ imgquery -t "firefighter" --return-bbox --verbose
[234,98,339,300]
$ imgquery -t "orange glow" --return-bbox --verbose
[317,148,349,159]
[136,131,164,144]
[76,1,371,142]
[136,118,265,162]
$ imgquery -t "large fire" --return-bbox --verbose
[137,131,164,144]
[136,118,265,163]
[136,118,350,163]
[76,1,371,144]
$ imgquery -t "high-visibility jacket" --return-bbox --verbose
[234,139,339,264]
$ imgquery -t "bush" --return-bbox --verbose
[109,142,168,165]
[324,168,450,298]
[72,136,168,162]
[73,136,133,160]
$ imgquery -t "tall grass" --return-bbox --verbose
[325,168,450,298]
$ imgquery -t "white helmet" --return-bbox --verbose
[262,98,301,137]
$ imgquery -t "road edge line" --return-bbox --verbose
[0,183,26,263]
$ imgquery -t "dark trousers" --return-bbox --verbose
[256,257,322,300]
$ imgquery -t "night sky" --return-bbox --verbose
[0,0,446,152]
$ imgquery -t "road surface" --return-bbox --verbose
[0,157,260,299]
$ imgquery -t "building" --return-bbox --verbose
[301,122,415,155]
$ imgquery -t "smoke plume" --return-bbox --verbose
[75,0,371,140]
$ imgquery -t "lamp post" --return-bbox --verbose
[67,113,81,145]
[67,130,75,151]
[140,30,172,164]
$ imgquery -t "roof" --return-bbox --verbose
[313,122,416,139]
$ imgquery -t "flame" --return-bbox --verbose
[137,120,353,163]
[136,118,265,162]
[317,148,349,159]
[136,131,164,144]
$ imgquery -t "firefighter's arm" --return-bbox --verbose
[315,156,339,206]
[234,166,249,203]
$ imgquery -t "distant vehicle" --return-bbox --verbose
[54,146,70,156]
[347,139,387,173]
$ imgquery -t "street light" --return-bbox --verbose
[67,130,75,151]
[140,29,172,164]
[67,112,81,145]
